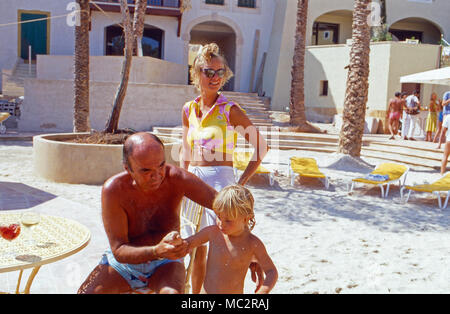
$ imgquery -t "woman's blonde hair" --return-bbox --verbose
[213,184,256,231]
[190,43,234,91]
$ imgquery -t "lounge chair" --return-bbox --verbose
[180,197,204,294]
[0,112,10,134]
[350,162,409,198]
[233,151,274,186]
[400,172,450,209]
[288,157,329,189]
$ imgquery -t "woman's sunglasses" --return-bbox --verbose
[201,68,226,78]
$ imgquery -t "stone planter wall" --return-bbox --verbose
[33,133,181,185]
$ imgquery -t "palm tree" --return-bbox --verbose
[289,0,321,133]
[73,0,90,132]
[104,0,147,133]
[337,0,372,157]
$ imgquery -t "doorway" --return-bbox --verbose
[18,11,50,61]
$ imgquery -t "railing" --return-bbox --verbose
[93,0,180,8]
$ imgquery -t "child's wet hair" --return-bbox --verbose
[213,184,256,231]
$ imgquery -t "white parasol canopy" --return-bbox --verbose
[400,67,450,86]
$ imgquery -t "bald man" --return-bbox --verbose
[78,133,217,294]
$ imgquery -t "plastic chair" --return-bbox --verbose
[233,151,274,186]
[350,162,409,198]
[400,171,450,209]
[288,157,329,189]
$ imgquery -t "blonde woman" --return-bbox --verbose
[181,43,269,293]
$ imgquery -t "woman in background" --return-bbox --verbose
[425,92,439,142]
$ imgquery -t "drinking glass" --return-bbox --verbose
[21,212,41,245]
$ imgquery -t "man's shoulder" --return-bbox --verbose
[103,171,130,194]
[165,164,194,184]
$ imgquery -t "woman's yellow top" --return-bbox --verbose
[183,93,245,154]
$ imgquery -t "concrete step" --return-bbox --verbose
[366,142,442,162]
[221,91,259,97]
[152,126,442,169]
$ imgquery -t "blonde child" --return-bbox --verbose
[177,185,278,294]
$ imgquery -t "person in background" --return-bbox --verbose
[402,91,421,141]
[437,113,450,175]
[433,99,444,143]
[425,92,439,142]
[387,92,403,140]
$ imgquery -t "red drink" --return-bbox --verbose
[0,224,21,240]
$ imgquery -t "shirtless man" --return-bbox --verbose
[387,92,403,140]
[77,132,218,294]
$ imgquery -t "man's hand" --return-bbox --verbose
[155,231,188,260]
[163,231,183,246]
[249,262,265,293]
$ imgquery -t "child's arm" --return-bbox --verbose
[184,225,216,252]
[252,237,278,294]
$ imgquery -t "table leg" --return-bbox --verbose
[23,266,41,294]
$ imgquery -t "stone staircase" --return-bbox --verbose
[2,61,36,97]
[153,125,443,170]
[220,91,274,128]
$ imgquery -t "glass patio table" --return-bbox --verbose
[0,212,90,294]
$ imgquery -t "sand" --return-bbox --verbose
[1,139,450,294]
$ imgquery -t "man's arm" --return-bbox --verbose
[180,169,218,210]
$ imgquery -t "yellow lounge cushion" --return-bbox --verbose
[353,163,407,184]
[405,173,450,193]
[290,157,326,179]
[233,151,271,174]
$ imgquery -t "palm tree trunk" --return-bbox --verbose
[289,0,321,133]
[73,0,90,133]
[337,0,371,157]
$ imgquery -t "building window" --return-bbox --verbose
[320,80,328,96]
[312,22,339,45]
[237,0,255,8]
[106,25,163,59]
[205,0,225,5]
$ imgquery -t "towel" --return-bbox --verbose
[365,174,389,181]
